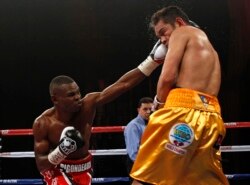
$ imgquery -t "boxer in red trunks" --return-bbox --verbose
[41,154,92,185]
[32,41,167,185]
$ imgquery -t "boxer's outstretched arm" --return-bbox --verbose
[85,41,167,106]
[96,68,146,105]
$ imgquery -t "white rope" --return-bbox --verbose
[0,152,34,158]
[89,149,126,155]
[1,145,250,158]
[0,149,127,158]
[220,145,250,152]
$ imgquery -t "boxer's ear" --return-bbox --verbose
[175,17,186,26]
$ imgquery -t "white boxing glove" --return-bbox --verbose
[150,40,168,63]
[138,40,168,76]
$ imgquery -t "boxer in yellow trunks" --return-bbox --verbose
[131,88,228,185]
[130,5,229,185]
[41,154,92,185]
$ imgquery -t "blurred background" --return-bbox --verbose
[0,0,249,184]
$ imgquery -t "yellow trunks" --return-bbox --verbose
[130,88,229,185]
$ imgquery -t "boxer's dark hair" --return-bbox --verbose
[49,75,75,96]
[150,6,189,28]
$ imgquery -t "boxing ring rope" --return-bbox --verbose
[1,145,250,159]
[0,122,250,184]
[0,177,130,184]
[0,126,126,136]
[1,122,250,136]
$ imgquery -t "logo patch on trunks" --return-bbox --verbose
[165,123,194,155]
[198,94,210,108]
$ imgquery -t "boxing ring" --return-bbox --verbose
[0,122,250,184]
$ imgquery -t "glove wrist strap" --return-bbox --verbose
[138,56,159,76]
[152,95,165,111]
[48,147,66,165]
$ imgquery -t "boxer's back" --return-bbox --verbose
[176,26,221,96]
